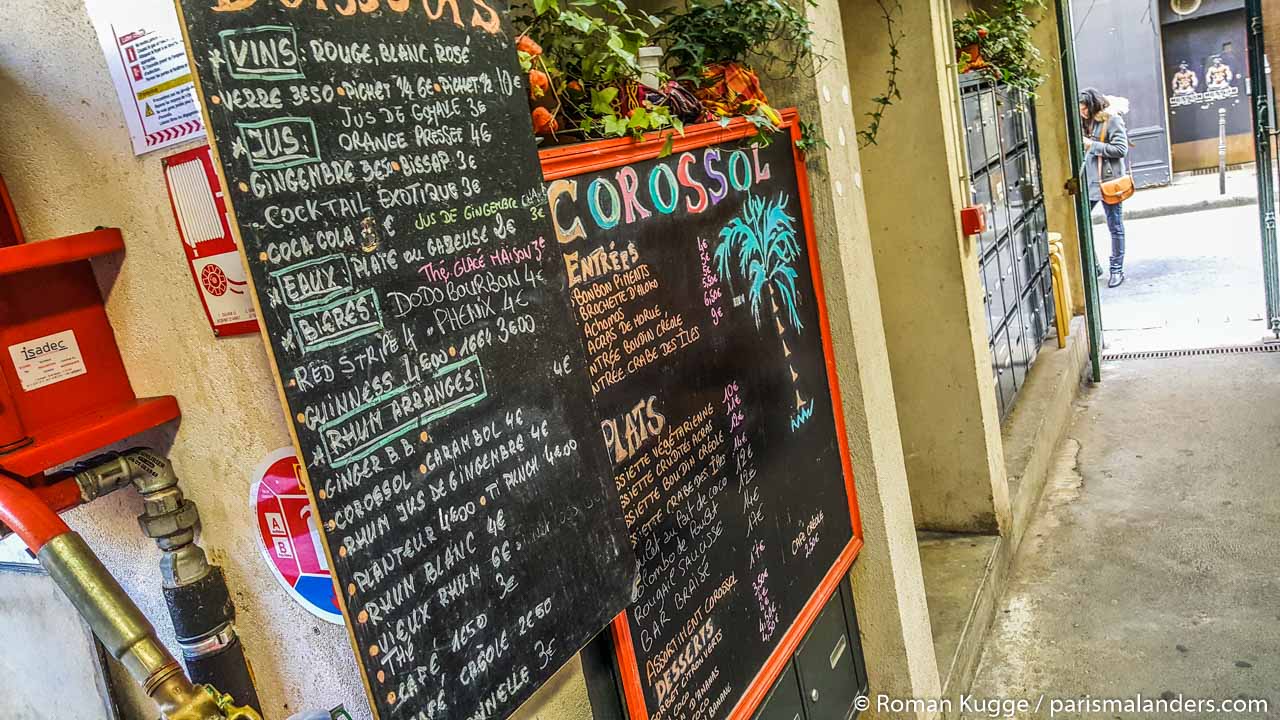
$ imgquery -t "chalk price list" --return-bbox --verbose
[184,8,630,720]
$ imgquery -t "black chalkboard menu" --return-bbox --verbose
[174,4,637,719]
[540,114,863,720]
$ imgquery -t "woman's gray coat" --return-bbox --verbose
[1084,110,1128,202]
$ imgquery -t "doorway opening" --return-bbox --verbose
[1069,0,1271,355]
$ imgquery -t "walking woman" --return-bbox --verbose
[1080,87,1129,288]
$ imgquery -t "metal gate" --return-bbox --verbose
[1249,0,1280,337]
[1056,0,1104,380]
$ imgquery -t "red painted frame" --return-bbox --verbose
[539,109,865,720]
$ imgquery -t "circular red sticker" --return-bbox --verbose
[201,263,229,296]
[250,448,343,625]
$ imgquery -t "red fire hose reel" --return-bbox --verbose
[0,176,179,485]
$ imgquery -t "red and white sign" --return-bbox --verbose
[84,0,205,154]
[163,145,258,337]
[250,448,343,625]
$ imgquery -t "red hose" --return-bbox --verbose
[0,475,70,552]
[32,477,84,515]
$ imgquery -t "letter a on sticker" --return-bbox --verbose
[266,512,287,536]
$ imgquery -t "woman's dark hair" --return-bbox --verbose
[1079,87,1107,133]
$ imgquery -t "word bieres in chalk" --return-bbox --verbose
[211,0,503,34]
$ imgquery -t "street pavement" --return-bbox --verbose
[972,352,1280,718]
[1090,167,1259,223]
[1091,203,1269,354]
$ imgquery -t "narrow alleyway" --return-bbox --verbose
[971,352,1280,717]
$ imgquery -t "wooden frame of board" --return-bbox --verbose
[540,109,865,720]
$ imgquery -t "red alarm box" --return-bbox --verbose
[0,177,179,480]
[961,205,988,237]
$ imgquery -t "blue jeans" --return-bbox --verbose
[1090,200,1125,272]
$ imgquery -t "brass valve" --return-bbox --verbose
[160,681,263,720]
[207,684,265,720]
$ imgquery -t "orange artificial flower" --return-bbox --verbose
[529,69,550,98]
[532,106,558,134]
[516,35,543,57]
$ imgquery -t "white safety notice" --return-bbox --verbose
[8,330,88,392]
[84,0,205,155]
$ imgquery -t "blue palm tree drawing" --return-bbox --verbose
[714,192,810,418]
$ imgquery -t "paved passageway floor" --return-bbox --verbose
[1093,204,1268,354]
[971,353,1280,718]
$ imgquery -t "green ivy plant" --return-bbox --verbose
[858,0,903,148]
[513,0,681,141]
[655,0,820,81]
[953,0,1046,94]
[795,120,829,156]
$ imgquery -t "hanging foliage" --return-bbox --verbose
[655,0,819,82]
[512,0,684,142]
[953,0,1046,94]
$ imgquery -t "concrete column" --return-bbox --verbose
[842,0,1011,535]
[767,2,943,713]
[1029,2,1088,315]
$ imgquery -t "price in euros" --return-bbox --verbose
[487,509,507,536]
[454,151,477,171]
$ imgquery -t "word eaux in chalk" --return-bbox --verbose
[271,254,354,310]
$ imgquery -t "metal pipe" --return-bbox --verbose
[0,468,260,719]
[36,532,254,720]
[1220,108,1228,195]
[73,449,263,714]
[38,532,185,691]
[31,476,85,514]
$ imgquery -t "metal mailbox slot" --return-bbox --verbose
[795,584,868,720]
[964,94,987,174]
[753,662,806,720]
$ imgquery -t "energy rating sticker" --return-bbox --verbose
[250,448,342,625]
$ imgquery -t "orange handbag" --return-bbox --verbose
[1097,124,1134,205]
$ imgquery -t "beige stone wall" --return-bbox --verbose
[766,2,944,712]
[845,0,1011,535]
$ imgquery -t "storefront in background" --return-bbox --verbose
[1072,0,1256,181]
[1162,0,1255,171]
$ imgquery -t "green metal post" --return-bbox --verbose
[1054,0,1103,381]
[1246,0,1280,338]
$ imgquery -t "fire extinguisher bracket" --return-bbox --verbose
[0,227,181,478]
[0,228,124,276]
